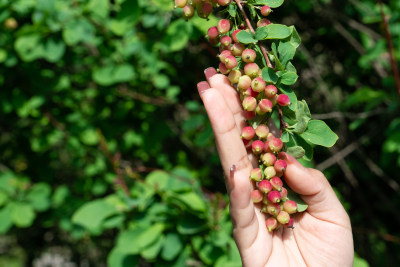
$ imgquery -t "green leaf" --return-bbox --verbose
[287,188,308,212]
[292,100,311,134]
[43,38,65,63]
[293,134,314,161]
[136,223,165,249]
[270,43,284,70]
[161,233,183,261]
[93,64,135,86]
[141,235,164,260]
[236,31,257,44]
[107,247,139,267]
[227,4,237,17]
[0,205,13,233]
[62,18,95,45]
[72,199,119,234]
[288,26,301,48]
[115,228,145,254]
[280,72,298,85]
[300,120,339,147]
[10,202,36,227]
[258,24,292,40]
[163,19,192,52]
[255,27,269,40]
[286,146,305,159]
[14,34,44,62]
[177,215,207,235]
[109,0,141,36]
[174,192,206,212]
[277,85,297,111]
[80,128,99,145]
[262,67,279,84]
[146,170,192,192]
[278,41,296,67]
[26,183,51,212]
[254,0,284,8]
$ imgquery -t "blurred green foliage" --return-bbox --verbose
[0,0,399,266]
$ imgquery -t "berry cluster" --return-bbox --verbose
[174,1,302,231]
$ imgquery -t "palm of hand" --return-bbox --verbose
[198,69,353,267]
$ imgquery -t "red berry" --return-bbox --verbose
[241,126,255,140]
[255,124,270,139]
[251,190,263,203]
[217,19,231,34]
[270,176,283,191]
[244,63,260,78]
[280,187,288,200]
[242,49,257,63]
[257,99,273,114]
[283,200,298,214]
[242,96,257,111]
[269,138,283,153]
[277,94,291,106]
[250,168,263,182]
[267,190,281,203]
[266,217,278,232]
[262,152,276,166]
[261,6,272,16]
[220,35,232,47]
[218,62,231,74]
[252,140,265,155]
[265,85,278,98]
[274,159,288,173]
[285,217,294,229]
[218,50,233,62]
[207,26,219,39]
[251,77,266,92]
[225,56,238,69]
[257,18,271,28]
[243,87,259,98]
[258,180,273,194]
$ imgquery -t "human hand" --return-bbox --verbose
[197,68,354,267]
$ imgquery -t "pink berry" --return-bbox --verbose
[257,99,273,114]
[217,19,231,34]
[231,43,245,56]
[266,217,278,232]
[242,96,257,111]
[274,159,288,173]
[255,124,269,139]
[242,49,257,63]
[265,85,278,98]
[283,200,298,214]
[270,176,283,191]
[201,2,213,17]
[285,217,294,229]
[232,29,241,43]
[269,138,283,153]
[251,77,266,92]
[207,26,219,39]
[218,0,231,6]
[267,190,281,203]
[175,0,187,8]
[277,211,290,224]
[261,5,272,16]
[238,75,252,91]
[241,126,255,140]
[243,87,259,98]
[242,139,252,149]
[218,62,230,74]
[225,56,238,69]
[252,140,264,155]
[183,5,195,19]
[266,203,280,216]
[251,190,263,203]
[257,18,271,28]
[218,50,233,62]
[220,35,232,47]
[277,94,291,106]
[243,110,256,120]
[250,168,263,182]
[258,180,273,194]
[228,70,241,84]
[244,63,260,78]
[264,166,276,180]
[280,187,288,200]
[262,152,276,166]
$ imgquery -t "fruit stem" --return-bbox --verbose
[234,0,273,68]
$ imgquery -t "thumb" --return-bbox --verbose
[279,152,350,227]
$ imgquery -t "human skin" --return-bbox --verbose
[197,67,354,267]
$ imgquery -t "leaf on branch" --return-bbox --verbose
[254,0,284,8]
[257,24,292,40]
[280,71,298,85]
[278,41,296,67]
[236,31,257,44]
[300,120,339,147]
[262,67,279,84]
[286,146,305,159]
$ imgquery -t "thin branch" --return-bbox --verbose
[377,0,400,98]
[234,0,273,68]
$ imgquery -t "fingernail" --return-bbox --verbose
[204,67,218,80]
[197,81,210,94]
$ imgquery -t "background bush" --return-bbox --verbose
[0,0,399,266]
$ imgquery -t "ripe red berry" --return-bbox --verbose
[252,140,265,155]
[251,77,266,92]
[267,190,281,203]
[232,29,241,43]
[241,126,255,140]
[261,6,272,16]
[243,87,259,98]
[280,187,288,200]
[258,180,273,194]
[242,96,257,111]
[218,50,233,62]
[257,99,273,114]
[242,49,257,63]
[251,190,263,203]
[207,26,219,39]
[231,43,245,56]
[225,56,238,69]
[217,19,231,34]
[283,200,298,214]
[270,176,283,191]
[266,217,278,232]
[269,138,283,153]
[277,94,291,106]
[257,18,271,28]
[255,124,269,139]
[265,85,278,98]
[274,159,288,173]
[220,35,232,47]
[285,217,294,229]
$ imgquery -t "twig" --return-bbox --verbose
[377,0,400,97]
[234,0,273,68]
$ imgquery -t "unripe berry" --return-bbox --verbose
[269,138,283,153]
[244,63,260,78]
[251,190,263,203]
[285,217,294,229]
[251,77,266,92]
[228,70,241,84]
[238,75,252,91]
[218,50,233,62]
[231,43,245,56]
[241,126,255,140]
[217,19,231,34]
[175,0,187,8]
[262,152,276,166]
[270,176,283,191]
[283,200,298,214]
[218,62,231,74]
[243,87,259,98]
[257,99,273,114]
[266,217,278,232]
[242,49,257,63]
[250,168,263,182]
[208,26,219,39]
[257,18,271,28]
[220,35,232,47]
[255,124,269,139]
[264,166,276,179]
[266,203,281,217]
[261,5,272,16]
[274,159,287,173]
[265,85,278,98]
[277,94,291,106]
[225,56,238,69]
[252,140,264,155]
[258,179,273,194]
[267,190,281,203]
[218,0,231,6]
[277,211,290,224]
[232,29,241,43]
[183,5,195,19]
[242,96,257,112]
[280,187,288,200]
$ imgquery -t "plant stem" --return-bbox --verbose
[234,0,273,68]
